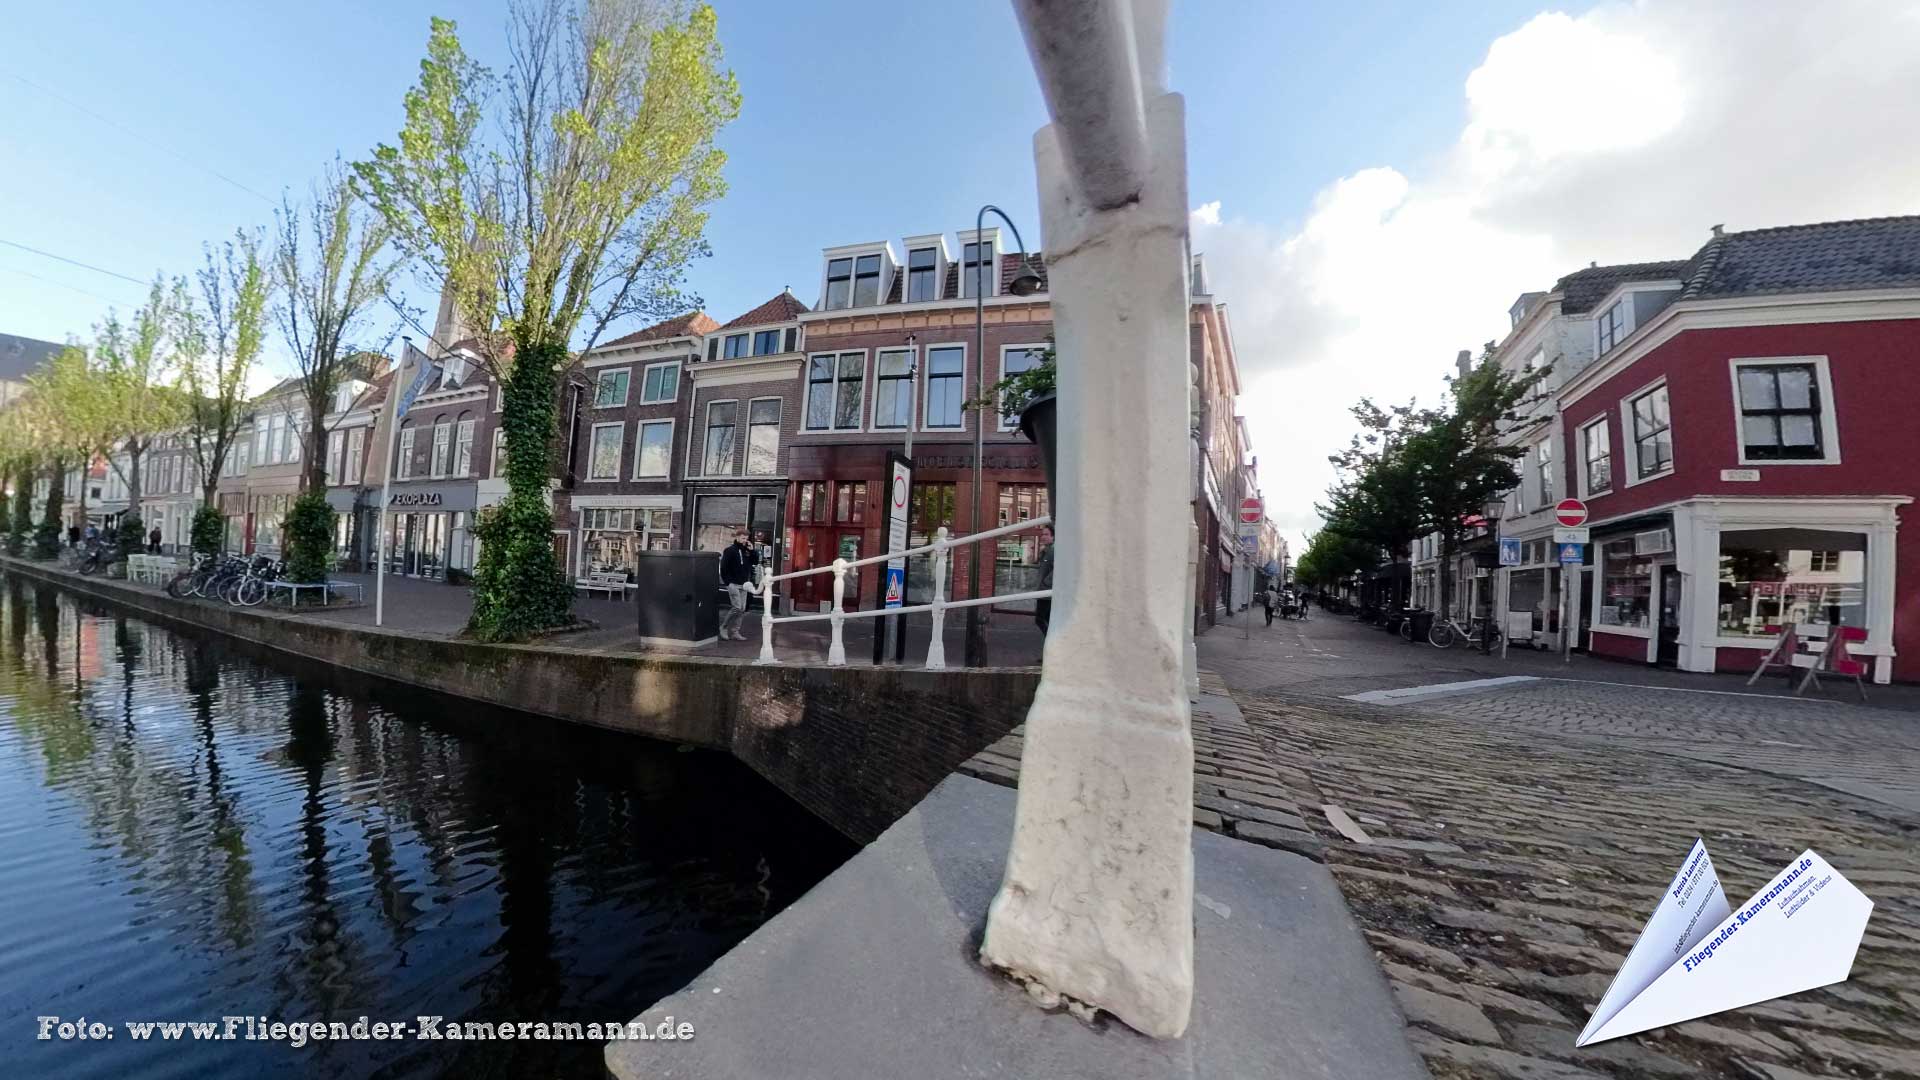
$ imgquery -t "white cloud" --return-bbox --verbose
[1196,0,1920,555]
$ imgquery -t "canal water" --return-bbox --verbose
[0,576,856,1079]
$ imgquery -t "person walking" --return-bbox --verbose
[1260,585,1275,626]
[148,526,163,554]
[1033,527,1054,635]
[66,524,80,549]
[717,531,759,641]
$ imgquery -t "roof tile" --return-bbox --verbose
[600,311,721,349]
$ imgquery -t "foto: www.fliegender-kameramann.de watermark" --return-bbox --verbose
[38,1015,694,1047]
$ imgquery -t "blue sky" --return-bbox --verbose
[1,0,1547,344]
[8,2,1917,548]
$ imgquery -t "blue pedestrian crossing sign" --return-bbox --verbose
[884,565,906,608]
[1558,542,1585,564]
[1498,537,1521,566]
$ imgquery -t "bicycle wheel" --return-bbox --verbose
[79,556,98,576]
[1398,617,1415,642]
[1428,621,1458,649]
[164,571,192,598]
[238,578,267,607]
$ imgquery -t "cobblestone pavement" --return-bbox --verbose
[1203,610,1920,1079]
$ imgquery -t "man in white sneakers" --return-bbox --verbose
[717,531,759,640]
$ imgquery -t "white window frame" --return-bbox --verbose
[923,343,967,430]
[1534,438,1553,506]
[1727,355,1841,466]
[996,343,1047,431]
[454,417,476,477]
[490,427,506,478]
[585,421,625,482]
[723,333,749,359]
[430,421,452,478]
[346,427,365,485]
[593,366,632,409]
[960,239,996,300]
[1596,300,1626,355]
[639,360,681,405]
[396,426,415,480]
[745,396,782,477]
[905,246,941,303]
[494,383,503,412]
[702,399,740,476]
[871,347,918,431]
[1578,417,1612,499]
[1617,377,1675,488]
[804,350,867,432]
[633,418,675,480]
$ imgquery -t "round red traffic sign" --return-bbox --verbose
[1554,498,1588,527]
[1239,497,1263,524]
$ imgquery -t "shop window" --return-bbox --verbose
[994,484,1051,605]
[1716,529,1865,639]
[581,506,674,578]
[695,495,751,552]
[906,482,958,603]
[1597,539,1653,630]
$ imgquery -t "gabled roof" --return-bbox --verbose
[1678,216,1920,300]
[717,292,808,331]
[599,311,720,349]
[1552,260,1691,315]
[0,332,63,381]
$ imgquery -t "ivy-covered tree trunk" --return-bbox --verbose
[33,459,64,559]
[282,492,336,584]
[9,470,34,556]
[467,334,573,642]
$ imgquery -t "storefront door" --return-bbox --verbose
[1657,564,1683,666]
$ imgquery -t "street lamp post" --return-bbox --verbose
[965,205,1044,668]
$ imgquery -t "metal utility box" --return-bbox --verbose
[634,550,720,645]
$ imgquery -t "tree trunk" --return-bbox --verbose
[125,446,144,522]
[305,403,328,494]
[466,332,572,642]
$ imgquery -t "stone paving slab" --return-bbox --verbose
[607,774,1427,1080]
[1231,690,1920,1080]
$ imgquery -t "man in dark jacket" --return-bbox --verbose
[717,531,759,641]
[1033,527,1054,635]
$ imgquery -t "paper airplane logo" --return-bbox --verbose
[1578,840,1874,1046]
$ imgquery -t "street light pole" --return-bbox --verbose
[966,204,1041,667]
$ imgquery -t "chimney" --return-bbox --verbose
[1710,223,1724,237]
[1456,349,1472,378]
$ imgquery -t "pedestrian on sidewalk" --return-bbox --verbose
[66,524,80,549]
[717,531,758,641]
[1033,527,1054,635]
[1261,585,1275,626]
[147,526,163,554]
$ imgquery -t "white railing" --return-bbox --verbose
[752,515,1052,669]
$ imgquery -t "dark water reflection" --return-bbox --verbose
[0,576,855,1078]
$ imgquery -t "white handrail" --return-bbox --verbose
[754,517,1052,669]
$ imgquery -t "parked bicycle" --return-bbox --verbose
[164,552,217,598]
[1427,614,1503,650]
[76,541,122,577]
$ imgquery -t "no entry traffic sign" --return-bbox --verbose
[1555,498,1589,528]
[1239,497,1263,525]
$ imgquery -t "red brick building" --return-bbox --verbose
[1553,217,1920,682]
[784,229,1054,612]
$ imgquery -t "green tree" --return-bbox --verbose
[355,0,740,641]
[1293,530,1380,590]
[1317,400,1425,607]
[23,348,99,557]
[1402,354,1548,622]
[95,279,188,533]
[178,230,272,505]
[276,160,400,496]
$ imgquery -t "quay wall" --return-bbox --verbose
[1,558,1037,843]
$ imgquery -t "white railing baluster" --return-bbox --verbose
[827,557,848,666]
[926,526,950,670]
[747,516,1049,667]
[756,568,777,664]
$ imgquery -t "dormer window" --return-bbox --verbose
[1596,301,1625,354]
[907,247,938,302]
[825,258,854,309]
[961,240,995,299]
[442,352,467,387]
[752,329,781,355]
[851,254,883,307]
[724,333,749,359]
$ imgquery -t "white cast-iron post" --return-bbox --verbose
[982,0,1196,1039]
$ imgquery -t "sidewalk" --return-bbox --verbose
[260,570,1050,668]
[1200,604,1920,713]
